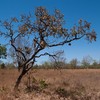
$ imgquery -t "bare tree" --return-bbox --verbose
[0,7,96,90]
[70,58,78,68]
[81,56,93,68]
[49,51,66,68]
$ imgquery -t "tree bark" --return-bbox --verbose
[14,69,26,91]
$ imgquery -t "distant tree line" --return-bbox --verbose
[31,56,100,69]
[0,55,100,69]
[0,62,15,69]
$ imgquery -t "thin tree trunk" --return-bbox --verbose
[14,70,26,91]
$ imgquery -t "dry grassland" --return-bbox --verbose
[0,69,100,100]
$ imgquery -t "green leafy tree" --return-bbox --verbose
[0,7,96,90]
[0,44,7,59]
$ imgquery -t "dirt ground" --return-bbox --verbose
[0,69,100,100]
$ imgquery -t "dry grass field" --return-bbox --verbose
[0,69,100,100]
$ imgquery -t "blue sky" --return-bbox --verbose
[0,0,100,63]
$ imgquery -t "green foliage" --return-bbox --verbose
[24,78,48,93]
[0,44,7,59]
[34,57,100,69]
[42,61,51,69]
[32,64,39,69]
[32,77,37,84]
[0,63,6,69]
[39,80,48,90]
[6,63,15,69]
[92,60,98,66]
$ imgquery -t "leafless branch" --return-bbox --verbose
[48,34,85,47]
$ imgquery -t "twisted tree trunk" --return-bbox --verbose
[14,69,27,91]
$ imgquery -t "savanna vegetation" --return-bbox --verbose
[0,6,98,100]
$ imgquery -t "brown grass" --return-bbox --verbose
[0,69,100,100]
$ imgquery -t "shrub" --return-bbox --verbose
[0,63,6,69]
[39,80,48,90]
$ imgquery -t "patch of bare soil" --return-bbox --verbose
[0,69,100,100]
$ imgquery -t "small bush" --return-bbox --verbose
[39,80,48,90]
[24,77,48,93]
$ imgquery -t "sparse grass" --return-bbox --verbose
[55,84,86,99]
[55,87,69,98]
[24,77,48,93]
[0,69,100,100]
[0,86,6,92]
